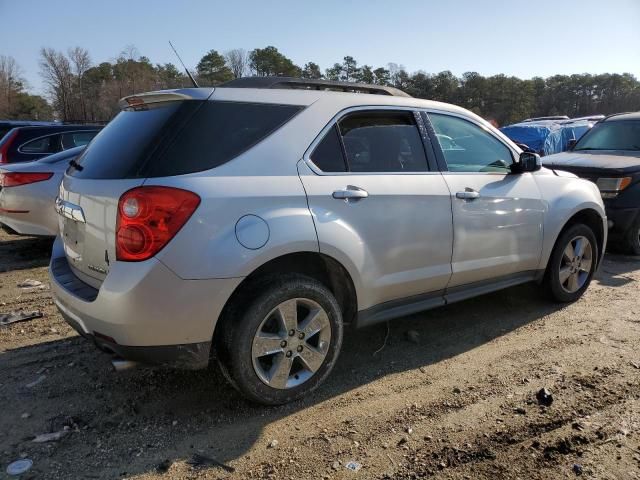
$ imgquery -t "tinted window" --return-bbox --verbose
[69,101,197,179]
[310,126,347,172]
[149,101,302,177]
[338,111,428,172]
[20,134,58,154]
[575,120,640,151]
[60,131,98,149]
[70,100,302,179]
[429,113,513,172]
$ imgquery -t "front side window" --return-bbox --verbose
[574,120,640,151]
[20,134,59,154]
[429,113,513,173]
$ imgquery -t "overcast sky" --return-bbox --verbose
[2,0,639,96]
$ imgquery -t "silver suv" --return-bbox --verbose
[50,78,607,405]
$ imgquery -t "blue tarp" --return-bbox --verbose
[500,119,596,156]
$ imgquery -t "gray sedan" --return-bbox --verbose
[0,146,84,236]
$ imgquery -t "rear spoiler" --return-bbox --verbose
[118,88,214,110]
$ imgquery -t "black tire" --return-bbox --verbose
[544,223,598,303]
[622,216,640,255]
[216,274,343,405]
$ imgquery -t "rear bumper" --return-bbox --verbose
[49,236,243,369]
[0,178,60,236]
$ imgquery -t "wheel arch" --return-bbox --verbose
[542,207,606,273]
[212,251,358,352]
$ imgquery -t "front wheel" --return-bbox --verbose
[216,274,343,405]
[622,217,640,255]
[544,223,598,303]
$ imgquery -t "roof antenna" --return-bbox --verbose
[169,41,199,88]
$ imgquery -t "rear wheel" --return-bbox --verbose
[216,274,343,405]
[544,223,598,302]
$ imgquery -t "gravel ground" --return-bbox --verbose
[1,229,639,479]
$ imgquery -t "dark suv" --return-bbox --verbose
[543,112,640,254]
[0,124,102,164]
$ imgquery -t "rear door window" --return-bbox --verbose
[338,111,428,172]
[310,126,347,172]
[19,134,59,154]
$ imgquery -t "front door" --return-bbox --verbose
[426,112,545,287]
[298,109,453,310]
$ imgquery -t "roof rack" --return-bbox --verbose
[218,76,412,97]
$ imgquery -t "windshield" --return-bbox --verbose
[574,120,640,151]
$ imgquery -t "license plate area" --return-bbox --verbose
[61,216,85,263]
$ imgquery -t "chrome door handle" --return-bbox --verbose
[456,190,480,200]
[332,186,369,200]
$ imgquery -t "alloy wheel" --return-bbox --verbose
[251,298,332,389]
[558,235,593,293]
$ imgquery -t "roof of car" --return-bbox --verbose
[603,112,640,121]
[11,124,102,133]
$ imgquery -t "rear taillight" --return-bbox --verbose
[0,130,19,164]
[0,172,54,187]
[116,186,200,262]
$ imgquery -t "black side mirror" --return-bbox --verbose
[567,139,577,150]
[512,151,541,173]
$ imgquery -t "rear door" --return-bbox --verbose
[299,108,453,310]
[425,111,545,287]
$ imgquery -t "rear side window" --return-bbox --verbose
[70,100,302,179]
[310,126,347,172]
[148,101,302,177]
[60,131,98,150]
[20,134,59,154]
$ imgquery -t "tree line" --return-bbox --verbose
[1,45,639,126]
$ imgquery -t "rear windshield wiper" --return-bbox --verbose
[69,159,83,171]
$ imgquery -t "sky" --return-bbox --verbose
[2,0,639,96]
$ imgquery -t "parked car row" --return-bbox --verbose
[2,76,636,405]
[500,116,603,156]
[0,121,101,164]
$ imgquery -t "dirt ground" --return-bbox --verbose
[1,229,639,480]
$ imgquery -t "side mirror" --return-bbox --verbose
[567,139,577,150]
[513,151,542,173]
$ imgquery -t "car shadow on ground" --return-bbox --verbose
[596,252,640,287]
[0,250,634,478]
[0,234,53,272]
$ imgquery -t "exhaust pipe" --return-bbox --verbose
[111,358,139,372]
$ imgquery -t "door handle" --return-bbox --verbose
[332,186,369,201]
[456,189,480,200]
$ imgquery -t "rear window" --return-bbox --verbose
[69,100,303,179]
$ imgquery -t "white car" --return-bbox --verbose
[0,146,84,236]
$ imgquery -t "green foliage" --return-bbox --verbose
[19,45,640,125]
[301,62,322,79]
[249,46,300,77]
[196,49,233,86]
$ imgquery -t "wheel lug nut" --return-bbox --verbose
[288,329,295,337]
[286,350,292,358]
[297,345,303,352]
[280,340,287,348]
[298,332,305,339]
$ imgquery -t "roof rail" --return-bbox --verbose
[218,76,412,97]
[602,111,635,121]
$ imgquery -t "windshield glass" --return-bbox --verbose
[574,120,640,151]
